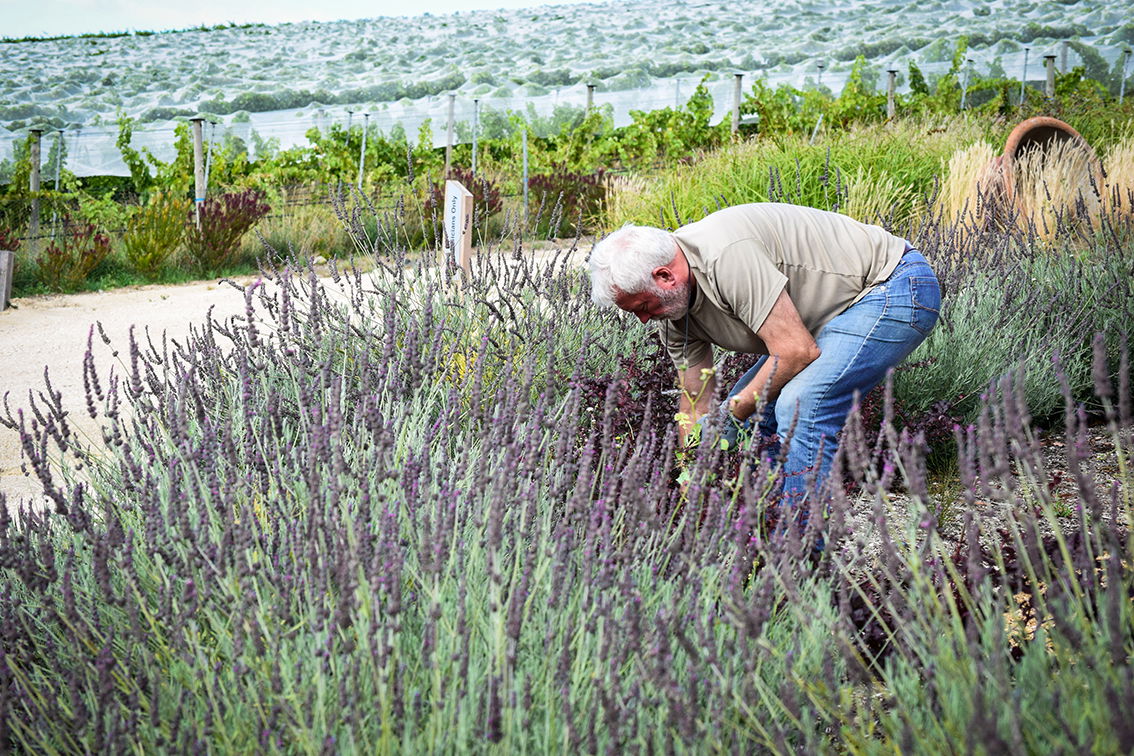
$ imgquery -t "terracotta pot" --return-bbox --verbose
[988,116,1103,212]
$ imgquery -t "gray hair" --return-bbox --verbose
[588,225,678,307]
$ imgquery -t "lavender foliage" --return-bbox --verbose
[0,194,1131,752]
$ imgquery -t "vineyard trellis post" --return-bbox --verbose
[204,120,216,198]
[960,58,973,109]
[731,73,742,135]
[521,128,528,227]
[1121,49,1132,104]
[445,93,455,176]
[586,84,595,114]
[28,128,42,256]
[357,113,369,192]
[51,129,64,240]
[190,117,205,229]
[1020,47,1030,105]
[472,99,479,176]
[887,69,898,119]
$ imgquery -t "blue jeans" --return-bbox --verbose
[728,249,940,521]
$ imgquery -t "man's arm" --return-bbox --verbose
[728,287,821,421]
[676,353,717,445]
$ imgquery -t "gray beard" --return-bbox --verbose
[653,282,691,321]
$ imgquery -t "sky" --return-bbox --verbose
[1,0,599,38]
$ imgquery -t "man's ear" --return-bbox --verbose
[652,266,678,289]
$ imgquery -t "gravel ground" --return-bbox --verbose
[837,422,1132,566]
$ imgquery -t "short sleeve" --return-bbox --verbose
[711,240,788,336]
[656,320,712,371]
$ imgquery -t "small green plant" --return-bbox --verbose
[121,191,188,277]
[33,223,111,290]
[184,189,270,273]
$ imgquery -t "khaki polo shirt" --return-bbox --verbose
[658,203,906,369]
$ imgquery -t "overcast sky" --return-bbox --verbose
[1,0,599,38]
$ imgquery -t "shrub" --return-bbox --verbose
[184,189,270,273]
[33,222,110,290]
[121,192,188,278]
[895,238,1134,425]
[0,224,18,251]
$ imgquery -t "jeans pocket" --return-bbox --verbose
[909,276,941,336]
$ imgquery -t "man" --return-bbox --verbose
[588,202,940,516]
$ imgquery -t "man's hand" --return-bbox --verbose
[695,399,748,452]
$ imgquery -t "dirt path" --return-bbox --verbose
[1,277,259,509]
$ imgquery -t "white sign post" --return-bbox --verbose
[443,180,474,275]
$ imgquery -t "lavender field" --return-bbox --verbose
[1,184,1131,749]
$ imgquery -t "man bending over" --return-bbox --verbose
[587,202,940,519]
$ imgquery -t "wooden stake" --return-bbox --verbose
[1044,55,1057,99]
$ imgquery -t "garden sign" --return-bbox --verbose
[443,180,473,274]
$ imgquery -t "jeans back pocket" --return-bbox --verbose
[909,276,941,335]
